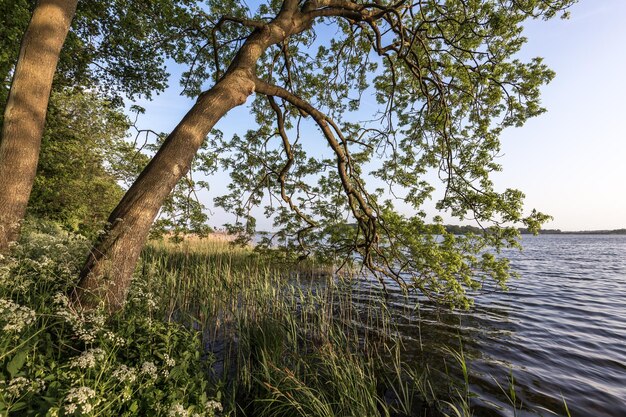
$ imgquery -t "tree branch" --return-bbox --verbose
[266,95,318,251]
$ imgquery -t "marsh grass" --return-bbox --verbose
[140,238,446,417]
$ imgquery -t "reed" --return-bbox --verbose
[140,238,442,416]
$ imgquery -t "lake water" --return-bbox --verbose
[348,234,626,416]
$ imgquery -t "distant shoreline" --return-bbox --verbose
[252,226,626,237]
[443,224,626,235]
[519,228,626,235]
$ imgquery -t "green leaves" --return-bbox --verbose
[67,0,209,100]
[27,89,132,238]
[0,227,220,416]
[203,0,576,306]
[7,350,27,378]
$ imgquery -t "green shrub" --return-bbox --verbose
[0,225,223,416]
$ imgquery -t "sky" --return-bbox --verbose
[132,1,626,232]
[492,1,626,231]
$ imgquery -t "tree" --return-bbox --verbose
[25,87,207,241]
[147,133,216,241]
[0,0,209,251]
[0,0,30,118]
[27,88,137,238]
[0,0,78,252]
[75,0,574,311]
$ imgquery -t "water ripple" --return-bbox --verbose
[358,235,626,416]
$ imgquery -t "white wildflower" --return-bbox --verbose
[90,312,106,328]
[205,400,223,413]
[53,292,70,307]
[2,377,46,397]
[164,354,176,368]
[72,348,105,369]
[77,328,97,343]
[64,386,100,414]
[77,311,107,342]
[4,377,29,397]
[65,386,96,403]
[0,298,36,332]
[168,403,189,417]
[55,302,105,343]
[112,365,137,383]
[103,330,126,346]
[140,361,158,379]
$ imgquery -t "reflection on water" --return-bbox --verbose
[318,235,626,416]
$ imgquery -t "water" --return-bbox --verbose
[347,235,626,416]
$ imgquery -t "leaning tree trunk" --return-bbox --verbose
[0,0,78,252]
[73,74,255,311]
[74,5,306,312]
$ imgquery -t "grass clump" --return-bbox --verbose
[141,239,441,417]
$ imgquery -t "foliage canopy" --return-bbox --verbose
[27,89,136,238]
[0,0,208,114]
[170,0,573,306]
[0,0,215,239]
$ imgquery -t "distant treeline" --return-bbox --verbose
[261,225,626,237]
[443,225,626,235]
[257,223,626,236]
[517,228,626,235]
[443,224,484,235]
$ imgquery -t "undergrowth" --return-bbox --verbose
[1,224,488,417]
[0,224,222,416]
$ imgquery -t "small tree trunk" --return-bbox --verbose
[0,0,78,252]
[73,73,256,311]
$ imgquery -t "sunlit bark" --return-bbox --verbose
[0,0,78,252]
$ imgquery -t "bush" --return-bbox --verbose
[0,224,222,416]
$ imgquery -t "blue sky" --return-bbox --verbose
[493,0,626,231]
[133,1,626,232]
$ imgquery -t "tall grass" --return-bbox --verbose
[140,239,442,417]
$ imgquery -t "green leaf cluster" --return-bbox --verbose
[27,89,135,239]
[208,0,573,306]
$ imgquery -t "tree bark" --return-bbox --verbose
[0,0,78,252]
[74,3,307,311]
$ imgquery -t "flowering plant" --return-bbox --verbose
[0,224,223,416]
